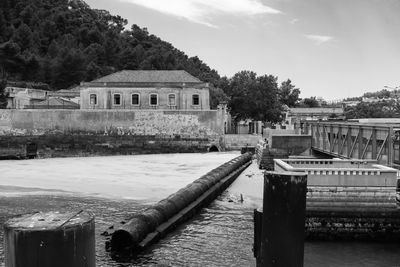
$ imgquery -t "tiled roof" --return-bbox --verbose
[36,98,79,107]
[92,70,202,83]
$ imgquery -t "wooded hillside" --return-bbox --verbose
[0,0,221,92]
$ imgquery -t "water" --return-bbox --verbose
[1,153,400,266]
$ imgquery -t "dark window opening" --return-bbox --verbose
[192,94,199,105]
[89,94,97,105]
[168,94,176,106]
[113,94,121,105]
[150,94,158,106]
[132,94,139,105]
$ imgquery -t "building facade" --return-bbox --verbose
[80,70,210,110]
[286,107,345,125]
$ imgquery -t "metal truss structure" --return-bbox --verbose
[305,122,400,168]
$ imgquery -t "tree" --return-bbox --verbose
[302,97,319,108]
[209,86,229,109]
[0,10,8,42]
[53,48,87,89]
[21,52,40,81]
[12,23,33,51]
[0,41,24,78]
[345,101,400,119]
[0,79,7,108]
[225,71,283,123]
[279,79,300,107]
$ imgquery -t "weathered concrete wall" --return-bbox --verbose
[0,135,219,158]
[274,159,397,187]
[224,134,261,150]
[0,110,223,136]
[0,110,224,157]
[271,134,311,156]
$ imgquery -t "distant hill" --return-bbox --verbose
[0,0,223,99]
[343,88,400,119]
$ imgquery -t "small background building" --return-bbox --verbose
[5,87,48,109]
[5,87,80,109]
[80,70,210,110]
[285,107,345,131]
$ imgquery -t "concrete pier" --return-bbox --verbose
[4,211,95,267]
[256,171,308,267]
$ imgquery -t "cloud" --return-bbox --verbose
[289,18,299,24]
[120,0,281,27]
[305,34,333,45]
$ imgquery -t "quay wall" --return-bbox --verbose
[0,110,225,157]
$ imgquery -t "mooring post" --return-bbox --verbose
[256,171,307,267]
[4,211,95,267]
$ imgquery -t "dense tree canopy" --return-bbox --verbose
[345,101,400,119]
[301,96,320,108]
[0,0,221,93]
[278,79,300,107]
[0,0,302,117]
[224,71,283,123]
[0,79,7,108]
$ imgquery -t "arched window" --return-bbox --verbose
[149,94,158,106]
[192,94,199,106]
[168,94,176,106]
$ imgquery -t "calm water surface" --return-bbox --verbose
[1,153,400,266]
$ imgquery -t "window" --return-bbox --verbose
[113,93,121,106]
[168,94,176,106]
[89,94,97,105]
[150,94,158,106]
[131,94,140,105]
[192,94,199,106]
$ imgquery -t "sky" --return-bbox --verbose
[85,0,400,100]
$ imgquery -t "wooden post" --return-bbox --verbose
[4,211,95,267]
[257,171,307,267]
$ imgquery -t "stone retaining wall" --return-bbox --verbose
[0,109,225,157]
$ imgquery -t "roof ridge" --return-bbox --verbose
[91,70,202,83]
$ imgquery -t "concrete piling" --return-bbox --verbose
[256,171,307,267]
[4,211,95,267]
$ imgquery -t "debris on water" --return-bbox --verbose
[108,225,114,230]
